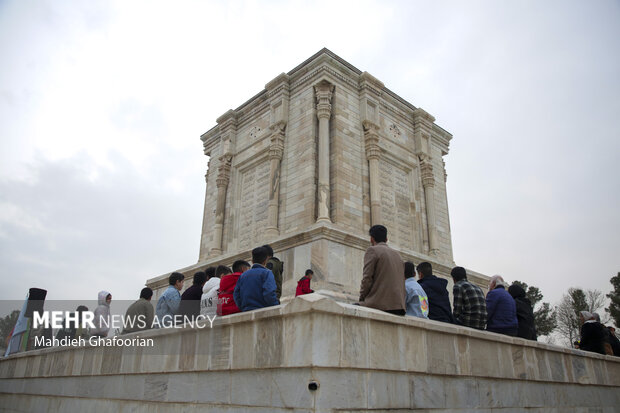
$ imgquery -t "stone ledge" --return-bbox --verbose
[1,293,619,412]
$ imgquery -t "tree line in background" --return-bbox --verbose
[1,274,619,349]
[513,272,619,347]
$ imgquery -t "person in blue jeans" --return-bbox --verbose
[233,246,279,311]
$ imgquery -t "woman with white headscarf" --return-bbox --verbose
[578,310,608,355]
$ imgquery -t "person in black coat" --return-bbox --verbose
[606,326,620,356]
[508,284,537,341]
[416,262,454,323]
[579,311,608,355]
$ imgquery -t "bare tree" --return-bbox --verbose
[555,287,606,347]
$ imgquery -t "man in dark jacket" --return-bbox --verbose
[417,262,454,323]
[234,247,279,311]
[179,271,208,318]
[508,284,537,340]
[263,244,284,300]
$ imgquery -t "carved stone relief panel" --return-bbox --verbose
[237,160,271,250]
[378,160,414,250]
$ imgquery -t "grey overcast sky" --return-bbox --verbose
[0,1,618,309]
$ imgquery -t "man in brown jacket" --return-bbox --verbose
[359,225,406,315]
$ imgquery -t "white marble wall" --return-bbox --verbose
[1,294,619,412]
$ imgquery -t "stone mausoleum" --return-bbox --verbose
[2,49,619,412]
[147,48,488,299]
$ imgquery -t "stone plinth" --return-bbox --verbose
[1,294,619,412]
[146,224,489,302]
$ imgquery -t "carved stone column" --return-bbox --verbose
[315,81,334,223]
[363,121,382,225]
[210,154,231,257]
[265,121,286,238]
[420,158,439,255]
[209,110,236,257]
[199,158,213,261]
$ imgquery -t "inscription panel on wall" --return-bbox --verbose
[238,160,270,250]
[379,160,413,250]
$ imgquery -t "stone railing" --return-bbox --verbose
[0,294,618,412]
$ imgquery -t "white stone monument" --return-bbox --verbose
[147,48,488,299]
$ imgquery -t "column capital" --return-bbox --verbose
[363,121,381,160]
[216,155,232,188]
[315,80,334,120]
[420,160,435,188]
[269,137,285,160]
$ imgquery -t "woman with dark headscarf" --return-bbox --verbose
[508,284,537,341]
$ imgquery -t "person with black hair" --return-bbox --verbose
[404,262,429,318]
[156,272,184,323]
[233,246,279,311]
[263,244,284,300]
[218,261,251,315]
[56,305,90,340]
[417,262,454,323]
[359,225,406,315]
[451,266,487,330]
[124,288,154,334]
[296,269,315,297]
[179,271,208,319]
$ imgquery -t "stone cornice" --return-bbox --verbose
[265,72,290,97]
[432,124,453,156]
[200,49,453,148]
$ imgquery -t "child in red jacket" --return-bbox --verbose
[295,269,315,297]
[217,260,250,316]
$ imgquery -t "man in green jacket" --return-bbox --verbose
[123,288,155,334]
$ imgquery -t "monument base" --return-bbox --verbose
[1,294,619,412]
[146,223,489,301]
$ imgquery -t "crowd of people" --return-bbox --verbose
[55,227,619,358]
[358,225,619,357]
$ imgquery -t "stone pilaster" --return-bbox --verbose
[414,108,439,256]
[210,110,237,257]
[420,158,439,255]
[314,80,334,224]
[359,72,384,228]
[199,158,213,261]
[363,120,382,225]
[210,155,231,257]
[265,121,286,238]
[264,74,290,239]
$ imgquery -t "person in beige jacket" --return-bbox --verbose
[359,225,406,315]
